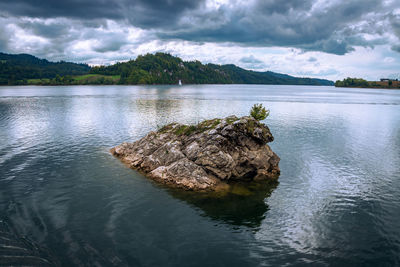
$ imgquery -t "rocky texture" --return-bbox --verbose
[111,116,280,191]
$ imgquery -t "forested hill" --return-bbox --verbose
[91,53,334,86]
[0,52,333,86]
[0,53,90,85]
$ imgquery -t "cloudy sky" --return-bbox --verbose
[1,0,400,80]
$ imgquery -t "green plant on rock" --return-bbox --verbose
[250,103,269,121]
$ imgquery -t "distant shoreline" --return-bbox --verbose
[0,83,335,87]
[335,78,400,90]
[335,86,400,90]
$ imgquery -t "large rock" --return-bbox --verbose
[111,116,280,191]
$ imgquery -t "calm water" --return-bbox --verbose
[0,85,399,266]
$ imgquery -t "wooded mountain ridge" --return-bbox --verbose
[0,52,333,86]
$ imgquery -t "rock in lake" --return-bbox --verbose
[111,116,280,191]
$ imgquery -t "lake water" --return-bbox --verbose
[0,85,399,266]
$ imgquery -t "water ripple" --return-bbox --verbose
[0,85,399,266]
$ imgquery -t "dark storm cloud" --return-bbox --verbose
[0,0,205,55]
[389,13,400,52]
[0,0,399,56]
[0,0,122,20]
[0,0,205,28]
[160,0,387,54]
[17,20,72,38]
[123,0,205,28]
[255,0,314,15]
[390,14,400,35]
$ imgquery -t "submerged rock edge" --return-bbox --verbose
[111,116,280,191]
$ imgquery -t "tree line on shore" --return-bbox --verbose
[335,77,400,89]
[0,52,334,86]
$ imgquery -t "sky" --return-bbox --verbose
[0,0,400,81]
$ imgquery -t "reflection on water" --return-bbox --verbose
[167,181,278,228]
[0,85,400,266]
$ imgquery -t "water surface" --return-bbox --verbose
[1,85,399,266]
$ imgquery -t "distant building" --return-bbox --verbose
[380,78,398,82]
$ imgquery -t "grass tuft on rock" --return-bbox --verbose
[246,119,256,134]
[174,125,189,135]
[159,116,263,137]
[226,116,239,124]
[166,118,224,136]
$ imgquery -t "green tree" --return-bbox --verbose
[250,104,269,121]
[335,80,344,87]
[335,77,369,88]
